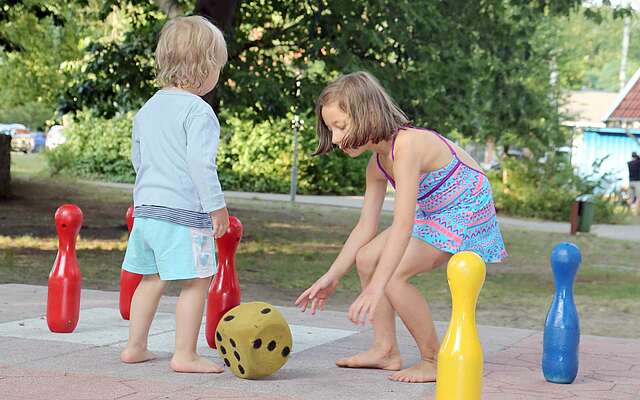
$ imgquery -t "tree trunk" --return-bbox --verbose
[0,135,11,199]
[194,0,241,111]
[502,144,510,193]
[194,0,240,34]
[154,0,183,18]
[484,136,495,166]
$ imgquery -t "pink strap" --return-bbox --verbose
[381,125,463,191]
[376,154,396,188]
[434,131,458,158]
[391,134,398,161]
[399,124,458,159]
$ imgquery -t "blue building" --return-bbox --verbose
[564,69,640,192]
[572,128,640,191]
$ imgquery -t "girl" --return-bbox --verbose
[121,16,229,373]
[295,71,507,383]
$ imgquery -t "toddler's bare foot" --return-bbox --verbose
[389,359,437,383]
[170,353,224,373]
[121,346,156,363]
[336,348,402,370]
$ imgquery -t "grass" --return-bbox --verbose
[1,153,639,338]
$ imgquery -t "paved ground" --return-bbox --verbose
[1,284,638,400]
[83,181,640,242]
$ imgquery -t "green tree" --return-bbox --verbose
[0,0,193,127]
[0,0,98,128]
[6,1,636,194]
[58,0,606,148]
[554,6,640,91]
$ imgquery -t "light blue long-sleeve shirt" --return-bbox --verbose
[131,89,226,214]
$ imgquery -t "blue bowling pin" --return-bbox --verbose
[542,242,581,384]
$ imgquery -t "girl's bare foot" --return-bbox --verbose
[121,346,156,363]
[335,348,402,370]
[170,353,224,373]
[389,359,437,383]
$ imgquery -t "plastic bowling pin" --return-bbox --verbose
[206,216,243,348]
[125,205,134,232]
[435,251,486,400]
[119,206,142,320]
[47,204,83,333]
[542,242,581,384]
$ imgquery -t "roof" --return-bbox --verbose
[562,90,618,128]
[605,67,640,121]
[584,127,640,136]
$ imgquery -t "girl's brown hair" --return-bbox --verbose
[313,71,409,156]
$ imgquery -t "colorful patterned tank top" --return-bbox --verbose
[376,126,507,263]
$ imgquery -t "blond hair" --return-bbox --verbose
[313,71,409,156]
[155,16,228,90]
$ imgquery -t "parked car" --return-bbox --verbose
[11,130,34,153]
[0,123,34,153]
[0,123,27,137]
[45,125,66,150]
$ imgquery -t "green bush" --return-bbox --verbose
[43,110,628,222]
[489,155,623,223]
[46,109,368,194]
[45,144,75,175]
[45,111,135,182]
[217,109,367,195]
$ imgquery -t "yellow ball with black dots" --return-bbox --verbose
[215,302,293,379]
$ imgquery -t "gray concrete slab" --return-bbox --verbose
[0,308,356,354]
[1,284,638,400]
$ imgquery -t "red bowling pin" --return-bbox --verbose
[47,204,83,333]
[206,216,243,348]
[119,206,142,320]
[125,205,134,232]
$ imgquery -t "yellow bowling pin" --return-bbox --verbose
[435,251,486,400]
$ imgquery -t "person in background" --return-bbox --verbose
[628,152,640,214]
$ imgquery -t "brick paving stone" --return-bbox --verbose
[1,284,638,400]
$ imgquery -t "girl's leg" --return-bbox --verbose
[385,239,451,383]
[121,274,169,363]
[336,228,402,371]
[170,277,223,373]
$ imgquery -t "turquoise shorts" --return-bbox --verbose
[122,217,216,281]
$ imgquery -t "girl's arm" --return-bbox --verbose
[348,133,429,324]
[325,155,388,280]
[131,118,141,174]
[184,113,226,213]
[295,155,387,313]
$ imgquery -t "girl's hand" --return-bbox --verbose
[210,207,230,239]
[295,273,339,315]
[348,283,385,325]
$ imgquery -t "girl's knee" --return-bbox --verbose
[385,275,408,297]
[355,248,376,278]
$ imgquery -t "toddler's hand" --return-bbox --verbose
[210,207,230,239]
